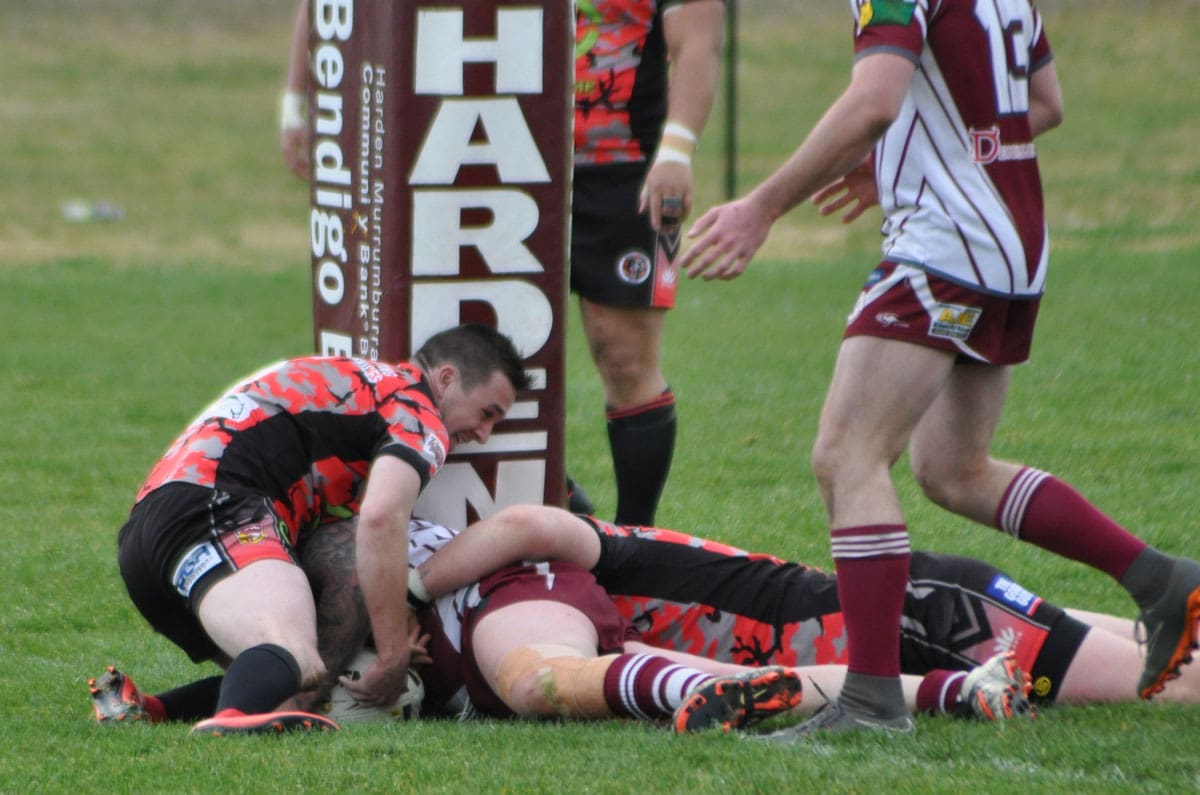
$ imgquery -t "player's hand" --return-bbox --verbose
[639,159,693,232]
[408,620,432,667]
[680,196,772,281]
[340,646,411,706]
[281,126,310,180]
[812,158,877,224]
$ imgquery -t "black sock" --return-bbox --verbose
[1120,546,1173,608]
[156,676,223,722]
[215,643,302,714]
[607,389,676,526]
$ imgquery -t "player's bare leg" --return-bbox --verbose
[579,299,674,525]
[1059,610,1200,705]
[784,338,955,738]
[911,361,1200,700]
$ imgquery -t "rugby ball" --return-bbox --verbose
[321,648,423,723]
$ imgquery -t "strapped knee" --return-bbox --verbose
[495,647,611,718]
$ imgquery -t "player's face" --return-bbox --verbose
[438,369,515,448]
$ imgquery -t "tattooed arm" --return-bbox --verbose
[297,518,372,707]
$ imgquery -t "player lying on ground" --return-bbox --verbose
[93,503,1200,730]
[92,516,1028,732]
[413,505,1200,713]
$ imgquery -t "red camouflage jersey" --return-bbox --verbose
[135,357,449,544]
[588,519,850,668]
[574,0,677,166]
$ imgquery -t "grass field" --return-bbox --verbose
[2,0,1199,791]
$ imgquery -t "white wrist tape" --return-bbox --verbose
[654,145,693,166]
[408,568,433,605]
[661,121,697,144]
[279,90,306,132]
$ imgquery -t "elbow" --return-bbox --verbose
[1044,103,1065,132]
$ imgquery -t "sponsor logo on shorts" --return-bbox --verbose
[992,625,1019,655]
[616,251,652,285]
[986,574,1043,616]
[1033,675,1053,698]
[172,542,223,598]
[236,529,267,545]
[659,262,677,286]
[929,303,982,341]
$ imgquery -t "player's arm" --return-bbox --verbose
[811,153,878,225]
[301,519,371,693]
[1027,59,1063,139]
[280,0,310,178]
[681,51,914,281]
[344,454,420,705]
[639,0,725,230]
[414,506,603,601]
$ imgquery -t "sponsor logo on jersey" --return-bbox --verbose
[929,303,982,341]
[172,542,223,598]
[423,431,448,470]
[616,251,652,285]
[354,357,395,384]
[970,126,1037,164]
[857,0,916,29]
[986,574,1043,616]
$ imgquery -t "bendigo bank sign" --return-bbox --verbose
[308,0,572,527]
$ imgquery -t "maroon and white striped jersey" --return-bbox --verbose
[853,0,1053,297]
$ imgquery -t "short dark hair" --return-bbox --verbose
[414,324,531,392]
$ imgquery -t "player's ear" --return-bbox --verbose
[430,363,459,397]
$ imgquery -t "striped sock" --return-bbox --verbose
[996,467,1146,580]
[916,669,967,716]
[601,653,713,720]
[832,524,910,678]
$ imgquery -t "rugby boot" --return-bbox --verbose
[673,666,802,734]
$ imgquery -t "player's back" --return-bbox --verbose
[863,0,1052,296]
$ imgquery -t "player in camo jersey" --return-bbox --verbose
[570,0,724,526]
[101,504,1200,731]
[678,0,1200,736]
[111,324,527,735]
[279,0,724,526]
[412,504,1200,718]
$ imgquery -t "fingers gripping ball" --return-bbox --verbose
[322,648,423,723]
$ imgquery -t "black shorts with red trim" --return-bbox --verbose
[589,521,1086,703]
[571,163,676,309]
[117,483,296,662]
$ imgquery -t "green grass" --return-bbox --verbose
[2,0,1200,791]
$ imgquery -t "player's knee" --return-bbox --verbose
[491,504,566,557]
[495,647,609,718]
[495,647,560,717]
[291,648,329,692]
[810,432,844,494]
[597,353,659,400]
[910,452,974,511]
